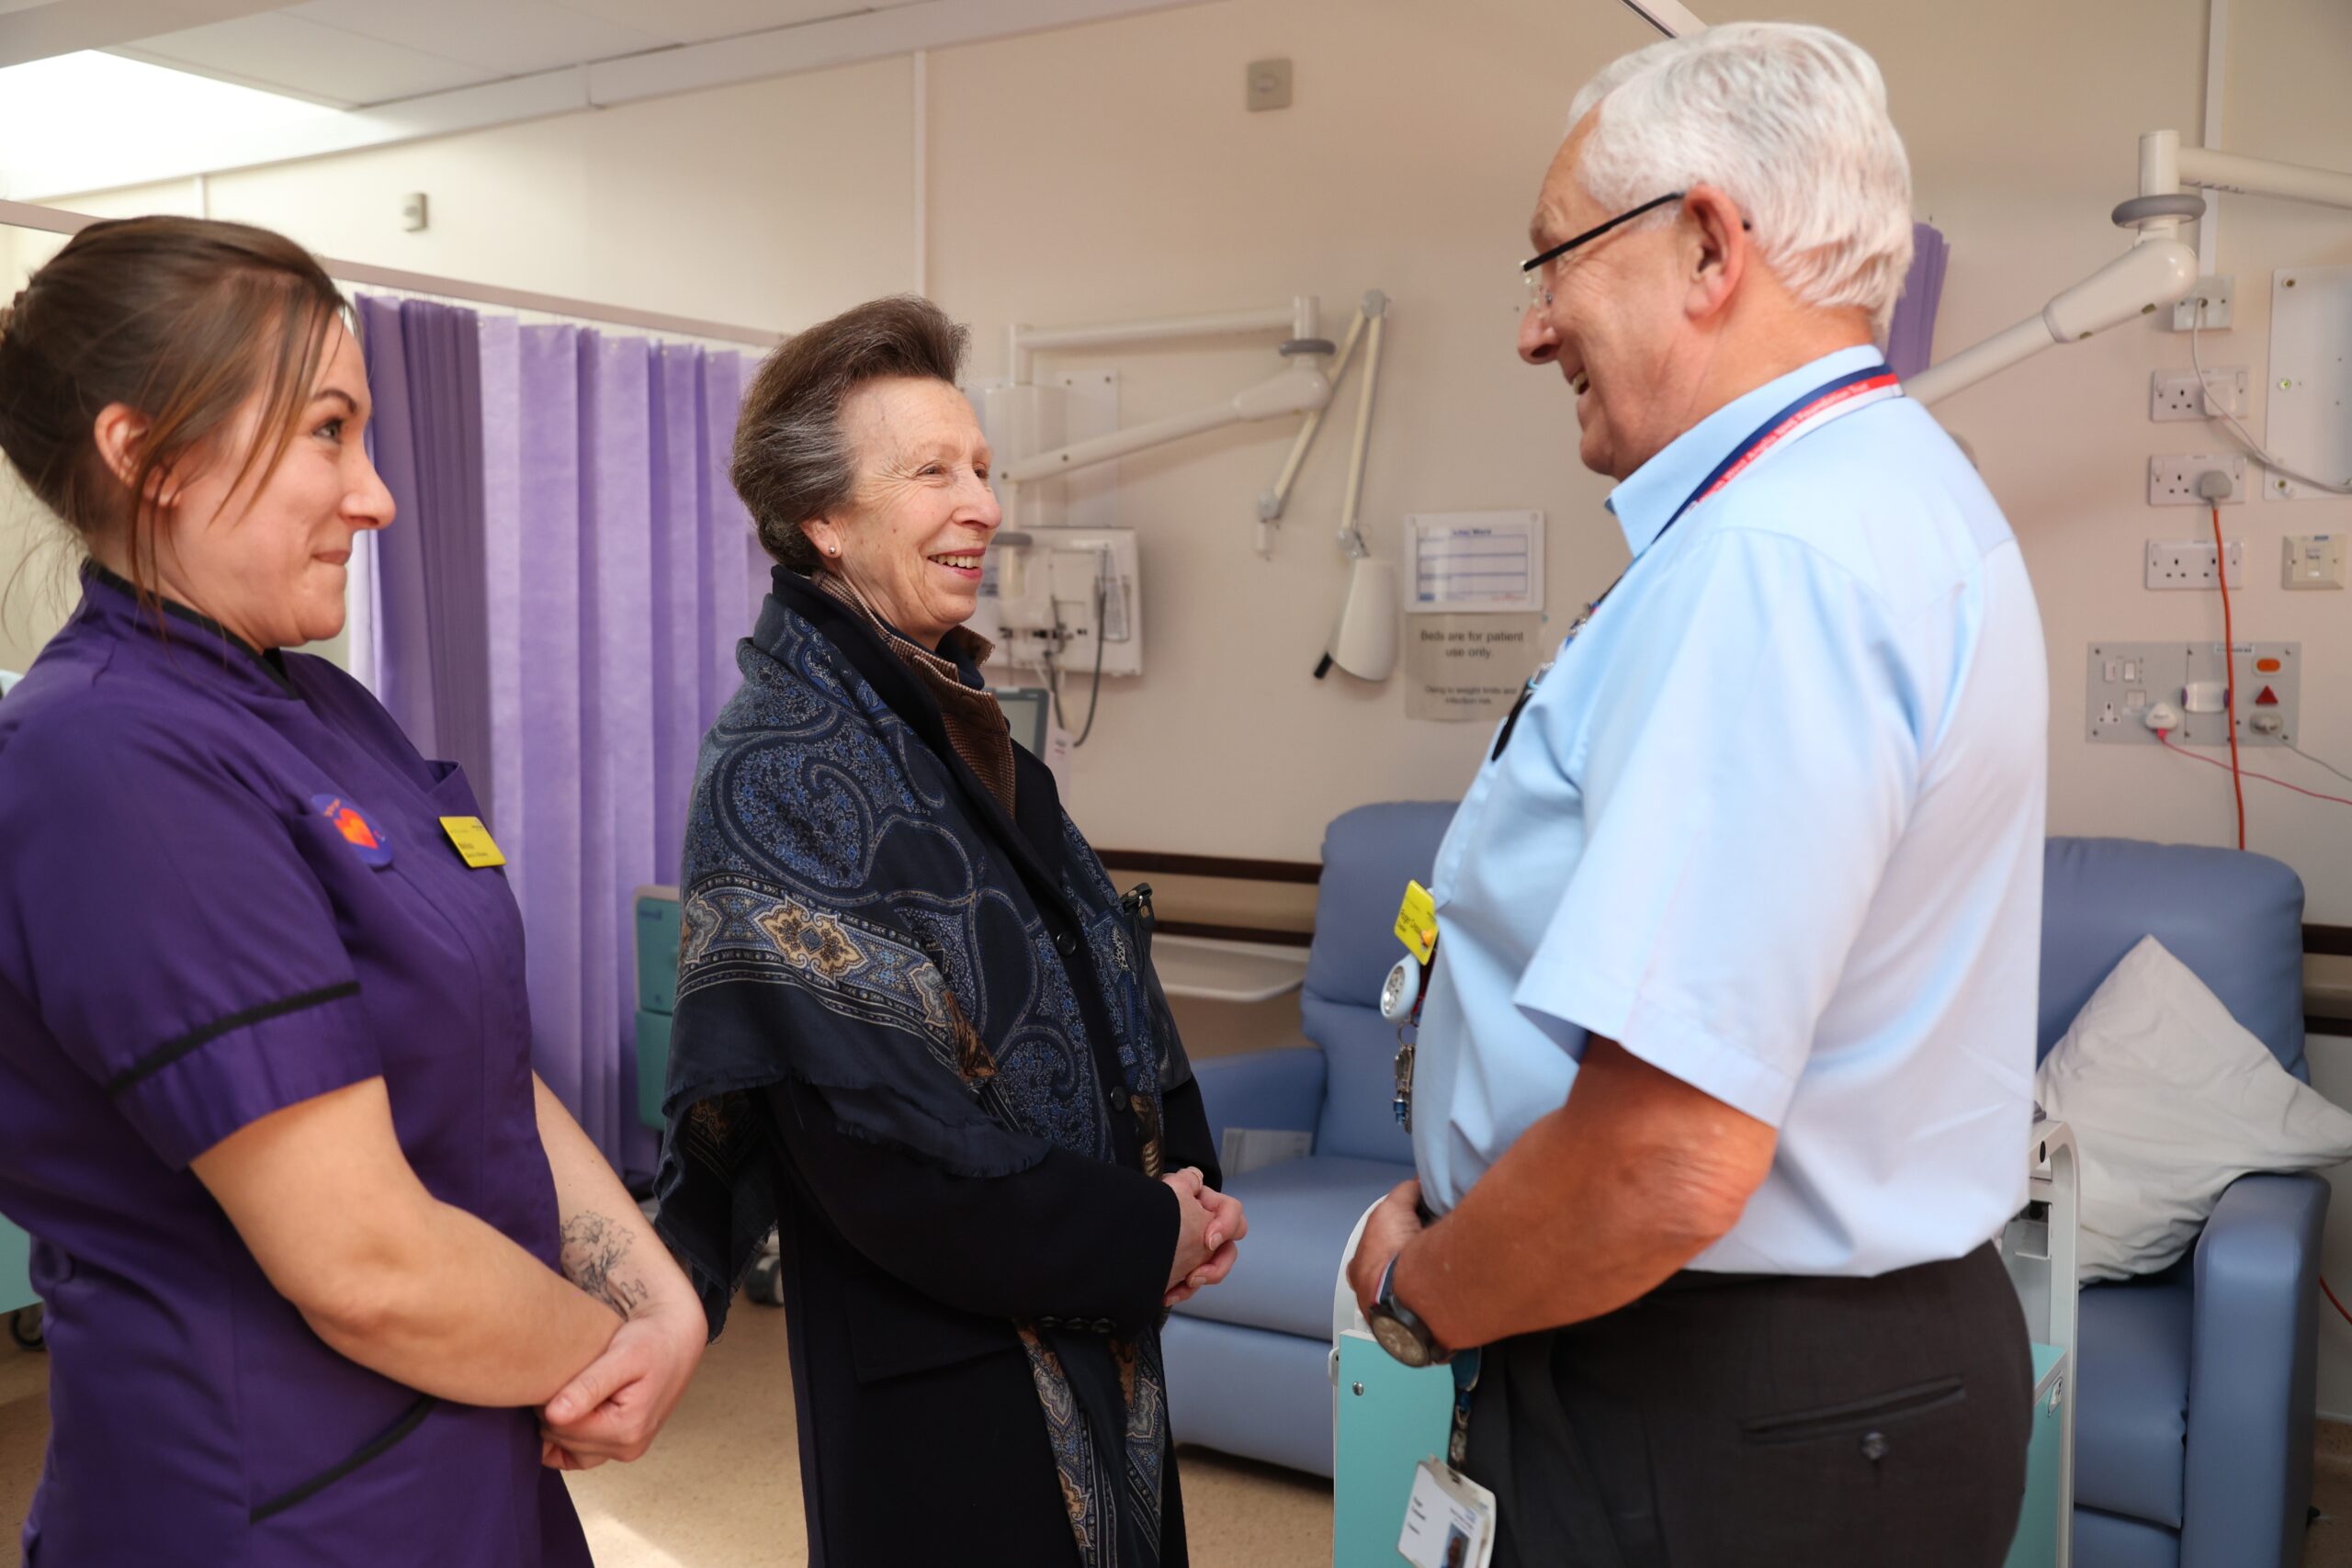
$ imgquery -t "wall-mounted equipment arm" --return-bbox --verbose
[997,364,1333,485]
[1906,239,2199,406]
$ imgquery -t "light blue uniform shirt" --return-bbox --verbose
[1412,345,2049,1277]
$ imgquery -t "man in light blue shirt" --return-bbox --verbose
[1346,23,2047,1567]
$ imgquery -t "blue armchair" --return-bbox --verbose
[2045,838,2324,1568]
[1171,818,2326,1568]
[1164,802,1445,1475]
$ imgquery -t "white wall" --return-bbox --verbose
[16,0,2352,893]
[12,0,2352,1405]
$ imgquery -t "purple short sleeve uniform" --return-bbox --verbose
[0,570,592,1567]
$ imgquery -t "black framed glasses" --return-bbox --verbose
[1520,191,1688,310]
[1523,191,1693,308]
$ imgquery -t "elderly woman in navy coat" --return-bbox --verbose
[657,295,1247,1568]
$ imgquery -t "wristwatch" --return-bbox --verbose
[1366,1254,1451,1368]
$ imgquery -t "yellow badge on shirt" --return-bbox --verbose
[1393,880,1438,964]
[439,816,507,869]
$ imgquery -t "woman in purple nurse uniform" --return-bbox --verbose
[0,217,704,1564]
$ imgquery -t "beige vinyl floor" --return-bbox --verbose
[0,1299,1330,1566]
[7,1306,2352,1567]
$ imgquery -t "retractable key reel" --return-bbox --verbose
[1385,881,1439,1131]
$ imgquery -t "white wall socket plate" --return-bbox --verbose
[2145,537,2246,589]
[2151,367,2247,422]
[2171,274,2233,332]
[2284,533,2346,590]
[2148,453,2247,506]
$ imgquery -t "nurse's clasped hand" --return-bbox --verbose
[191,1068,708,1473]
[190,1077,651,1409]
[531,1074,707,1471]
[538,1304,707,1471]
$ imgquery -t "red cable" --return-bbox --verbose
[2213,503,2247,851]
[2155,731,2352,808]
[2157,730,2352,805]
[2327,1276,2352,1332]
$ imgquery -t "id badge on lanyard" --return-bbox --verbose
[1487,363,1902,762]
[1398,1352,1496,1568]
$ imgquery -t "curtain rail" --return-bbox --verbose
[0,198,786,349]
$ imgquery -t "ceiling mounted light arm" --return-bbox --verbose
[1619,0,1709,37]
[1907,130,2352,408]
[1905,238,2200,405]
[2172,139,2352,212]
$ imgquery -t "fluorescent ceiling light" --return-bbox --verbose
[0,51,326,199]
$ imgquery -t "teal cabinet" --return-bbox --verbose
[635,1009,673,1133]
[0,1215,35,1316]
[633,886,681,1133]
[1333,1333,1457,1568]
[634,887,681,1017]
[2003,1342,2070,1568]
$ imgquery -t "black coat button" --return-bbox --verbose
[1860,1430,1889,1462]
[1055,931,1078,956]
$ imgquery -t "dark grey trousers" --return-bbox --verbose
[1465,1242,2032,1568]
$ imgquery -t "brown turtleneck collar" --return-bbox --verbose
[813,570,1016,811]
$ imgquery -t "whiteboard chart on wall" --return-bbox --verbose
[2267,267,2352,502]
[1407,512,1545,615]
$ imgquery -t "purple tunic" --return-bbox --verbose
[0,571,591,1566]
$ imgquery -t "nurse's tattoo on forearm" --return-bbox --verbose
[560,1213,650,1320]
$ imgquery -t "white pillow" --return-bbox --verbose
[2035,934,2352,1283]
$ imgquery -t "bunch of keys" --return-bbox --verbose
[1385,881,1439,1131]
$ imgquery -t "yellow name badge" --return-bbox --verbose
[439,816,507,869]
[1393,880,1438,964]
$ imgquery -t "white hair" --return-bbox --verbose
[1565,22,1915,336]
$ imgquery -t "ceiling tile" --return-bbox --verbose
[543,0,874,48]
[124,12,498,105]
[288,0,669,75]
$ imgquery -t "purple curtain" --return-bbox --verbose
[1887,221,1950,383]
[361,295,757,1169]
[360,298,493,789]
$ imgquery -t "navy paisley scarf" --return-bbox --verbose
[654,568,1192,1568]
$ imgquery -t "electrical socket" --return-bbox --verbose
[2148,453,2247,506]
[2145,537,2247,589]
[2151,367,2248,422]
[2170,274,2233,332]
